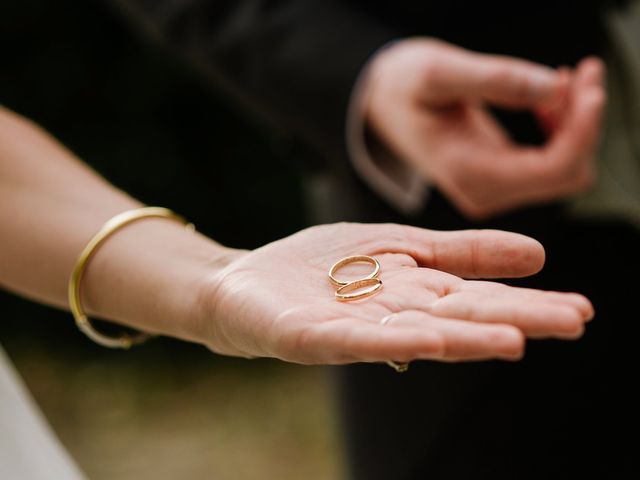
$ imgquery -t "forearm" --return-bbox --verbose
[0,107,238,344]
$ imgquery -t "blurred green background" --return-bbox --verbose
[0,1,345,478]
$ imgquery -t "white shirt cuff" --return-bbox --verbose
[345,48,429,216]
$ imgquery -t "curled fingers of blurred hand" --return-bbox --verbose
[365,39,606,219]
[200,223,592,365]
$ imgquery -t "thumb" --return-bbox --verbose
[423,47,563,108]
[380,226,546,279]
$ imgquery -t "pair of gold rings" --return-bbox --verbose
[329,255,409,373]
[328,255,382,301]
[328,256,409,373]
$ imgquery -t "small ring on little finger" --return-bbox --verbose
[380,313,410,373]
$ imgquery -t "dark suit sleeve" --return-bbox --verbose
[114,0,397,159]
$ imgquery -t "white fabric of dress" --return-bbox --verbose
[0,345,85,480]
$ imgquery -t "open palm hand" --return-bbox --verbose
[200,223,592,365]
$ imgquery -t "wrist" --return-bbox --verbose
[347,40,429,215]
[80,216,246,346]
[190,245,250,353]
[162,235,248,347]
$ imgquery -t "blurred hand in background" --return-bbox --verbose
[365,38,606,219]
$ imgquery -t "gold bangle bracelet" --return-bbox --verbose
[68,207,195,349]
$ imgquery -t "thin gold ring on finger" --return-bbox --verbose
[380,314,410,373]
[328,255,380,287]
[335,278,383,302]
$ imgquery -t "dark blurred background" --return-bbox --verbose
[0,1,343,478]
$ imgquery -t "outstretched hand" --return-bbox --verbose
[198,223,592,365]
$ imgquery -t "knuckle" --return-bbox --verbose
[488,67,529,97]
[420,60,446,89]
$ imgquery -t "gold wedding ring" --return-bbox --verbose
[380,314,410,373]
[335,278,383,302]
[328,255,380,287]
